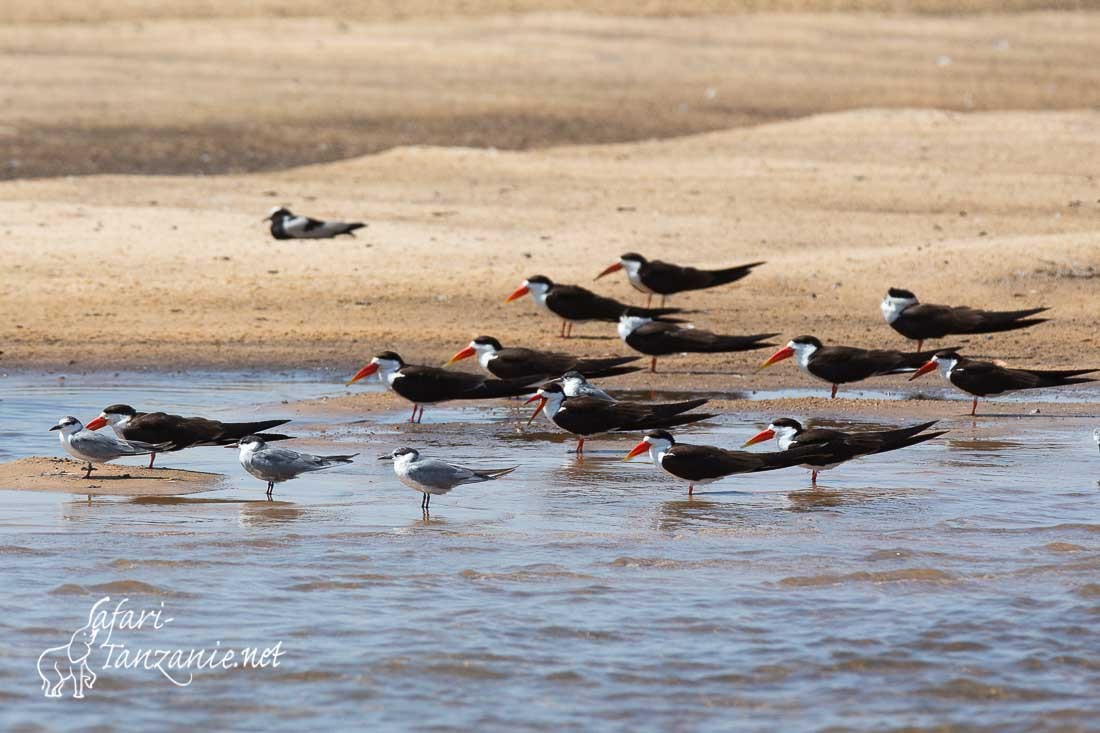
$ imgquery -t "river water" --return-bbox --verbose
[1,371,1099,731]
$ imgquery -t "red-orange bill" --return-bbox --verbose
[504,285,530,303]
[759,345,794,370]
[595,262,623,280]
[347,362,379,386]
[908,360,937,381]
[742,428,774,448]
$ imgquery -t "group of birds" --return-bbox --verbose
[45,207,1096,509]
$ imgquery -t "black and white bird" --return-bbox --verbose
[760,335,951,398]
[742,418,947,486]
[559,370,616,401]
[50,416,169,478]
[1093,429,1100,454]
[446,336,639,380]
[263,207,365,240]
[908,350,1098,416]
[234,435,357,498]
[85,404,292,468]
[617,313,776,373]
[347,351,540,423]
[380,447,517,511]
[623,429,827,496]
[505,275,681,338]
[881,288,1049,351]
[526,381,714,454]
[596,252,764,307]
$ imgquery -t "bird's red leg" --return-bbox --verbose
[830,384,838,399]
[970,397,977,417]
[576,437,585,454]
[660,295,667,308]
[688,484,694,497]
[148,453,156,469]
[567,322,573,338]
[409,404,418,423]
[645,294,652,308]
[650,357,657,374]
[418,406,425,423]
[560,320,566,338]
[811,470,818,487]
[917,339,923,352]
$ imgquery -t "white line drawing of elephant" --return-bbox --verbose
[37,623,98,699]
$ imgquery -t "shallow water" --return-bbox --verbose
[2,371,1100,730]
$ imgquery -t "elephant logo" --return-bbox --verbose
[37,614,99,699]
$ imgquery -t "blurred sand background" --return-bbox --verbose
[2,2,1098,398]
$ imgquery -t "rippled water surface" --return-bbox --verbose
[2,371,1100,731]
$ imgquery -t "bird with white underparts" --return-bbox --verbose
[50,416,170,478]
[263,206,365,239]
[233,435,357,498]
[380,447,517,511]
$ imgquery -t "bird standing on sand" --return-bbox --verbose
[505,275,681,338]
[617,313,776,373]
[525,381,714,455]
[85,404,292,468]
[347,351,540,423]
[595,253,764,307]
[742,418,947,486]
[446,336,640,380]
[759,335,952,398]
[50,416,169,478]
[908,350,1097,416]
[380,447,517,511]
[263,207,366,239]
[623,429,828,496]
[880,287,1049,351]
[234,435,357,498]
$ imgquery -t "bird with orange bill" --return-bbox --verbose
[741,418,946,486]
[504,275,681,338]
[347,351,540,423]
[759,335,951,398]
[445,335,640,380]
[622,429,827,496]
[524,382,714,455]
[907,349,1097,416]
[595,253,764,307]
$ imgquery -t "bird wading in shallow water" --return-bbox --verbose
[742,417,947,487]
[347,351,540,423]
[525,381,714,455]
[380,447,517,512]
[623,429,830,496]
[233,435,357,498]
[908,350,1098,416]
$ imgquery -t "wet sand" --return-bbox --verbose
[0,457,223,495]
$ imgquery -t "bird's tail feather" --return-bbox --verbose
[472,466,519,480]
[710,261,766,286]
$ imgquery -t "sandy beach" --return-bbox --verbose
[2,9,1099,393]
